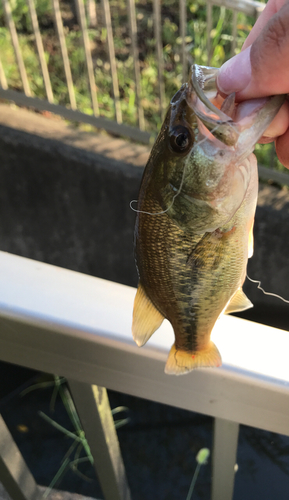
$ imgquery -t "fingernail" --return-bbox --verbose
[217,46,252,94]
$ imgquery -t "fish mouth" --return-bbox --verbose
[186,64,286,157]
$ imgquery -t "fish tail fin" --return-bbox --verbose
[132,283,164,347]
[165,342,222,375]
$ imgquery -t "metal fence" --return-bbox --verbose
[0,0,265,143]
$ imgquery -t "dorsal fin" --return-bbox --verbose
[132,283,164,347]
[225,288,253,314]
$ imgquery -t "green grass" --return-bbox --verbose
[21,375,130,495]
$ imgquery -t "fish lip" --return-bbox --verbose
[186,63,286,150]
[170,83,187,106]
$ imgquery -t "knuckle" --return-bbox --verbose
[264,15,288,52]
[250,8,289,87]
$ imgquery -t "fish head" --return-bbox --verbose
[156,64,285,232]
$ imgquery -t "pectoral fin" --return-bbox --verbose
[225,288,253,314]
[132,283,164,347]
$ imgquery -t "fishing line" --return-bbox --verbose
[246,274,289,304]
[129,155,188,216]
[130,122,222,216]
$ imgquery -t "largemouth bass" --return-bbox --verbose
[132,64,285,375]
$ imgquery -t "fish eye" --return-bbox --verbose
[169,125,193,154]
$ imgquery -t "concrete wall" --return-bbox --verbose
[0,122,142,287]
[1,105,289,329]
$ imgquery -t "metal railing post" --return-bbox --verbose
[180,0,187,83]
[2,0,31,96]
[87,0,97,28]
[206,1,213,65]
[101,0,122,124]
[127,0,145,130]
[211,418,239,500]
[74,0,99,115]
[52,0,77,109]
[68,380,131,500]
[26,0,54,103]
[0,415,41,500]
[0,58,8,89]
[153,0,165,120]
[231,9,237,57]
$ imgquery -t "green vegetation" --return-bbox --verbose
[186,447,210,500]
[21,375,94,493]
[0,0,284,174]
[21,375,130,494]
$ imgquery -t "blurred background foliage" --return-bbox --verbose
[0,0,285,173]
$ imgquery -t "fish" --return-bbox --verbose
[132,64,285,375]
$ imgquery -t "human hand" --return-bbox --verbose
[217,0,289,167]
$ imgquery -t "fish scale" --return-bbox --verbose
[132,64,285,375]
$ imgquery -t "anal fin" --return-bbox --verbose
[132,283,164,347]
[165,342,222,375]
[225,288,253,314]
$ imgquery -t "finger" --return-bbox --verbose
[242,0,287,50]
[242,2,289,99]
[217,1,289,99]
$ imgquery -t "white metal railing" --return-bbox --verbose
[0,0,265,143]
[0,250,289,500]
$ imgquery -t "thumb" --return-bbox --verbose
[217,1,289,100]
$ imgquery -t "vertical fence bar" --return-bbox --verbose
[127,0,145,130]
[74,0,99,115]
[87,0,97,28]
[27,0,54,103]
[206,0,213,65]
[256,4,265,19]
[153,0,165,120]
[211,418,239,500]
[52,0,77,109]
[0,59,8,89]
[101,0,122,123]
[68,380,131,500]
[0,415,41,500]
[2,0,31,96]
[230,9,237,57]
[180,0,187,83]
